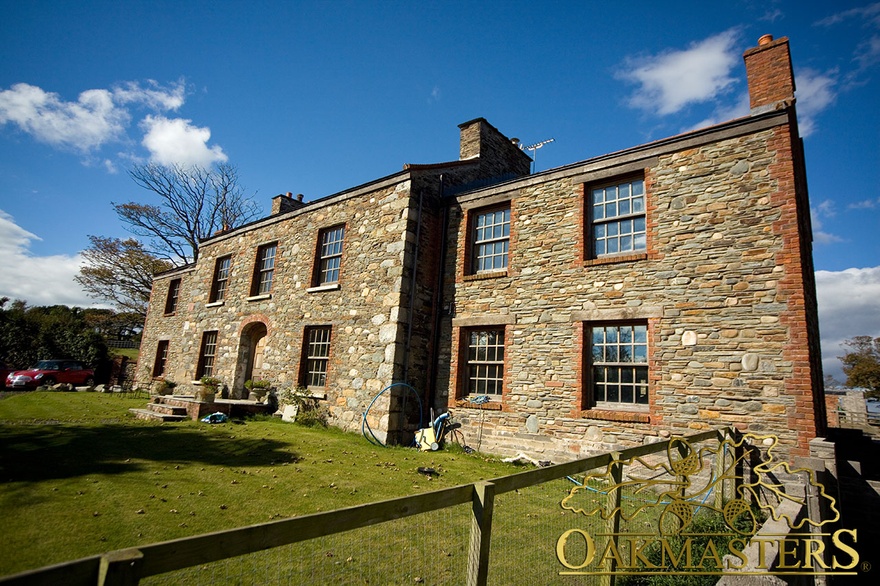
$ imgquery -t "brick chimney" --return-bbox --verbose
[271,192,306,215]
[743,35,796,114]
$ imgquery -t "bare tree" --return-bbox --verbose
[75,236,172,317]
[115,162,261,264]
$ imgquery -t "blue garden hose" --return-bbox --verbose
[362,382,423,447]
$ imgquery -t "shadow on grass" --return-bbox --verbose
[0,423,300,482]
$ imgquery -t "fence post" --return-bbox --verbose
[732,428,744,501]
[467,481,496,586]
[97,549,143,586]
[714,429,728,510]
[605,452,623,586]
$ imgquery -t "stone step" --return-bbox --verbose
[151,395,197,409]
[148,403,188,416]
[129,408,188,422]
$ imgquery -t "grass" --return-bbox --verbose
[2,393,750,584]
[110,347,139,361]
[0,392,532,577]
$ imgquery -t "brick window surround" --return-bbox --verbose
[210,256,232,302]
[315,225,345,286]
[164,279,181,315]
[584,321,649,411]
[460,327,506,400]
[153,340,169,378]
[587,175,646,259]
[470,206,510,274]
[196,331,218,379]
[302,326,332,388]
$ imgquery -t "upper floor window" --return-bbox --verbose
[464,328,505,397]
[472,207,510,273]
[302,326,332,388]
[153,340,169,377]
[590,177,646,257]
[588,322,648,407]
[196,331,218,378]
[252,243,277,295]
[210,256,231,302]
[316,226,345,285]
[164,279,181,314]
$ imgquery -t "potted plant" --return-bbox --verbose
[244,379,272,401]
[196,376,221,403]
[154,379,177,396]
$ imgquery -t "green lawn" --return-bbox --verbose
[0,392,529,577]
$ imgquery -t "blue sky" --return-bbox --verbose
[1,0,878,380]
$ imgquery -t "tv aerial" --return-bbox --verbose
[520,138,555,172]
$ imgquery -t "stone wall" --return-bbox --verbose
[138,36,822,460]
[437,113,820,462]
[139,121,534,444]
[139,176,417,439]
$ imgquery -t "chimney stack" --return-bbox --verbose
[271,191,307,215]
[743,35,796,114]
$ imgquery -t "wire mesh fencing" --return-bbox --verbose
[142,503,472,585]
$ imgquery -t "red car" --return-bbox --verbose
[5,359,95,390]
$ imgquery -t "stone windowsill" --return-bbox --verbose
[306,283,341,293]
[205,301,224,308]
[463,270,508,282]
[163,312,177,317]
[454,399,503,410]
[583,253,647,267]
[580,408,650,423]
[246,294,272,302]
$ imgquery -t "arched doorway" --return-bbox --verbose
[233,322,268,398]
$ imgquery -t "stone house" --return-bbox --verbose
[138,34,825,460]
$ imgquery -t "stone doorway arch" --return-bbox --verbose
[233,321,268,399]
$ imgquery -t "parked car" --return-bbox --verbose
[5,359,95,390]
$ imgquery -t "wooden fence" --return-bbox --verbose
[1,428,739,586]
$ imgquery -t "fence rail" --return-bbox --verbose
[1,428,735,586]
[106,340,139,349]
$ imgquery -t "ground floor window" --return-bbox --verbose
[153,340,169,377]
[303,326,331,388]
[196,331,218,378]
[464,328,505,397]
[589,322,648,406]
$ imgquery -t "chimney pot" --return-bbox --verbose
[758,34,773,46]
[286,192,293,198]
[297,193,304,202]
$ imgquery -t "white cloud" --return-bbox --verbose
[816,267,880,382]
[618,29,741,115]
[112,80,185,111]
[686,91,750,131]
[856,34,880,70]
[794,68,837,137]
[0,210,98,307]
[0,83,129,151]
[140,115,227,167]
[848,198,880,210]
[0,79,215,168]
[760,9,784,23]
[815,3,880,76]
[810,200,843,244]
[815,3,880,28]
